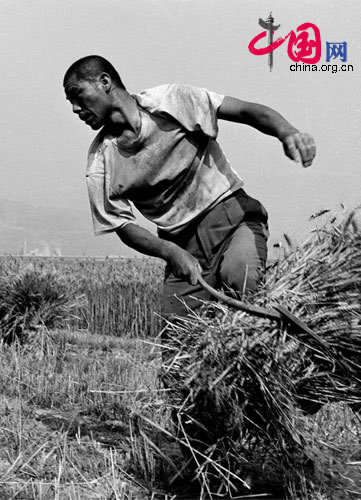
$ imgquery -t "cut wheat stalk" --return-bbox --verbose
[159,209,361,499]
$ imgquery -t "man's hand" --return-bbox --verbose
[282,132,316,168]
[165,246,202,285]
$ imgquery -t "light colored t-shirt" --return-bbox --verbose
[86,84,244,235]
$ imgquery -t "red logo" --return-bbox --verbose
[249,19,321,66]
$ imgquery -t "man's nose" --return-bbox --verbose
[72,102,82,114]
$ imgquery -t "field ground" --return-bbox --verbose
[0,251,360,499]
[0,328,360,499]
[0,329,165,499]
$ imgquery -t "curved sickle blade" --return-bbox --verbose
[272,304,315,336]
[197,275,281,321]
[197,275,314,334]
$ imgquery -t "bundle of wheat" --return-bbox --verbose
[161,210,361,499]
[265,209,361,411]
[0,268,83,343]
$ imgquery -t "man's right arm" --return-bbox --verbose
[116,223,202,285]
[217,97,316,168]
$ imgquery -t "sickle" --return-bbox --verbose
[197,275,314,335]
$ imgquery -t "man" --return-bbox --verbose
[63,55,315,319]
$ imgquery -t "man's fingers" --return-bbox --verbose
[168,247,203,285]
[189,272,199,286]
[294,133,316,168]
[283,133,316,168]
[285,142,302,163]
[189,262,203,285]
[190,275,198,286]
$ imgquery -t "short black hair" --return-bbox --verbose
[63,55,126,89]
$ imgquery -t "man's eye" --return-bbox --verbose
[69,90,81,99]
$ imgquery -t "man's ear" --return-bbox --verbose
[99,73,111,92]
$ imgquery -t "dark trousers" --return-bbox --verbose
[159,188,269,320]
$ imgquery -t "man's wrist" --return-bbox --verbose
[158,239,177,263]
[277,127,299,142]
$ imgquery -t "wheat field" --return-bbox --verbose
[0,211,360,500]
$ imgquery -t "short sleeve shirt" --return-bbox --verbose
[86,84,244,235]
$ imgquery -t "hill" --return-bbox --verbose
[0,199,136,257]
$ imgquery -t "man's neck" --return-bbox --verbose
[105,89,141,139]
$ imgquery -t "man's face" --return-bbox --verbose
[64,75,110,130]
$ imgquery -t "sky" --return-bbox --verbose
[0,0,360,255]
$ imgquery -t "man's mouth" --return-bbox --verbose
[80,114,93,124]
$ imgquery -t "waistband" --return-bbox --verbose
[158,188,250,243]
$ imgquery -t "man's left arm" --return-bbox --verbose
[217,96,316,168]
